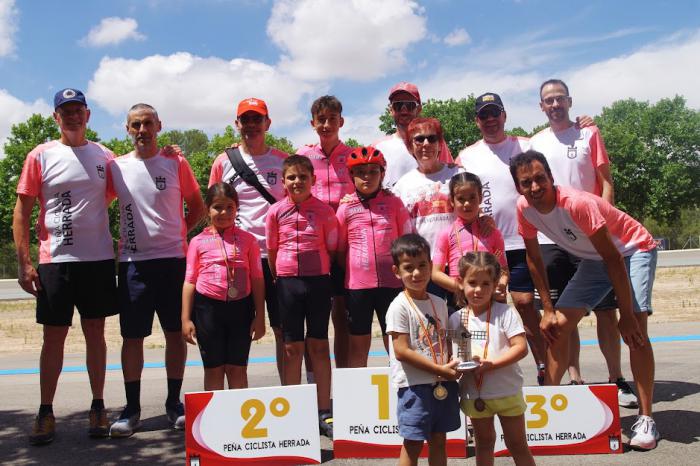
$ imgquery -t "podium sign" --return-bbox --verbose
[333,367,467,458]
[185,385,321,465]
[495,384,622,456]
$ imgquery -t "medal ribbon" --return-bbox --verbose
[212,227,236,295]
[453,219,479,257]
[465,304,491,394]
[403,290,445,366]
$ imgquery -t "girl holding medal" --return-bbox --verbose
[448,251,534,466]
[432,172,509,308]
[181,182,266,391]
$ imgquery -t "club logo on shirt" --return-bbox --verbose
[564,228,578,241]
[155,176,166,191]
[567,146,577,159]
[266,172,277,185]
[96,165,105,179]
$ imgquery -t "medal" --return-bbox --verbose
[227,286,238,299]
[433,382,448,401]
[465,304,491,409]
[474,397,486,412]
[213,227,238,300]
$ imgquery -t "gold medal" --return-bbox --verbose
[474,397,486,412]
[433,382,448,401]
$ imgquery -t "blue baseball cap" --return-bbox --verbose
[54,88,87,109]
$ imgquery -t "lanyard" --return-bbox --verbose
[404,290,445,366]
[211,226,236,284]
[464,304,491,392]
[453,219,479,257]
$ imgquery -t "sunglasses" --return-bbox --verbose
[238,114,265,124]
[541,95,569,105]
[413,134,439,144]
[477,107,503,120]
[391,101,419,112]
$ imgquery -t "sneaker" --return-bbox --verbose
[166,402,186,430]
[615,378,639,408]
[537,364,546,386]
[29,413,55,445]
[88,408,110,438]
[630,415,660,450]
[318,410,333,439]
[110,407,141,438]
[568,379,585,385]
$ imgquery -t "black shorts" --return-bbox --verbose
[346,287,401,336]
[36,259,118,326]
[262,258,281,328]
[118,257,186,338]
[276,275,332,342]
[506,249,535,293]
[193,292,254,368]
[330,262,346,297]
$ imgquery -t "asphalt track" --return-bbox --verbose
[2,321,699,465]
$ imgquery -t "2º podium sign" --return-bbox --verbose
[332,367,468,458]
[185,385,321,465]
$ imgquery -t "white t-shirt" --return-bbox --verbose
[108,150,200,261]
[392,164,464,249]
[16,140,115,264]
[386,292,450,388]
[456,136,530,251]
[374,133,453,190]
[209,147,288,257]
[448,302,525,399]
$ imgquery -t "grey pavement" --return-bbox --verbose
[1,321,700,465]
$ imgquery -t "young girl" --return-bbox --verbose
[448,252,535,466]
[336,146,413,367]
[181,182,266,391]
[432,172,509,307]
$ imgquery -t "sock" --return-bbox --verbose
[124,380,141,412]
[38,404,53,418]
[166,378,183,407]
[91,399,105,410]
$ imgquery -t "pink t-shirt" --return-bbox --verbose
[433,218,507,279]
[336,190,413,289]
[108,150,200,261]
[208,147,287,257]
[517,186,656,260]
[16,140,115,264]
[266,195,339,277]
[296,142,354,211]
[185,226,263,302]
[373,133,453,190]
[455,136,530,251]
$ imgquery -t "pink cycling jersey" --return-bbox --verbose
[266,195,338,277]
[336,190,413,289]
[185,226,263,301]
[296,142,354,211]
[433,218,507,279]
[16,140,115,264]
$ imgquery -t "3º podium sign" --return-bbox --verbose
[185,385,321,465]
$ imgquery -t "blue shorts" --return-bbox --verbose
[556,249,657,314]
[396,382,461,441]
[506,249,534,293]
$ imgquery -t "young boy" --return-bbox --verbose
[296,95,354,369]
[265,155,339,438]
[386,234,461,466]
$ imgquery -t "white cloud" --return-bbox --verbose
[87,52,315,132]
[444,28,471,47]
[80,17,146,47]
[267,0,426,81]
[0,89,52,157]
[0,0,18,57]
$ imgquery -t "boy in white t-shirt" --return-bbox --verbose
[385,234,460,466]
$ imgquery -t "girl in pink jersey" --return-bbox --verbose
[432,172,509,307]
[181,183,266,391]
[336,146,413,367]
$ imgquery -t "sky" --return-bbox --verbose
[1,0,699,156]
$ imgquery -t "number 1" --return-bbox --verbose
[371,374,390,420]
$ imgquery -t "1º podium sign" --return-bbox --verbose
[185,384,321,465]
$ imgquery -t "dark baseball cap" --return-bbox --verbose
[54,88,87,109]
[475,92,504,113]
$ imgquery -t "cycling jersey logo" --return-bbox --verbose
[564,228,577,241]
[155,176,167,190]
[96,165,105,179]
[266,172,277,185]
[567,146,577,159]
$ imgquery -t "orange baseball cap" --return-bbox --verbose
[237,97,268,117]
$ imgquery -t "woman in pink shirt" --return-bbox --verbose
[181,183,266,391]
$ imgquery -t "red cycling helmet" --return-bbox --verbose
[346,146,387,170]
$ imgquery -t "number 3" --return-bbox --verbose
[526,394,548,428]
